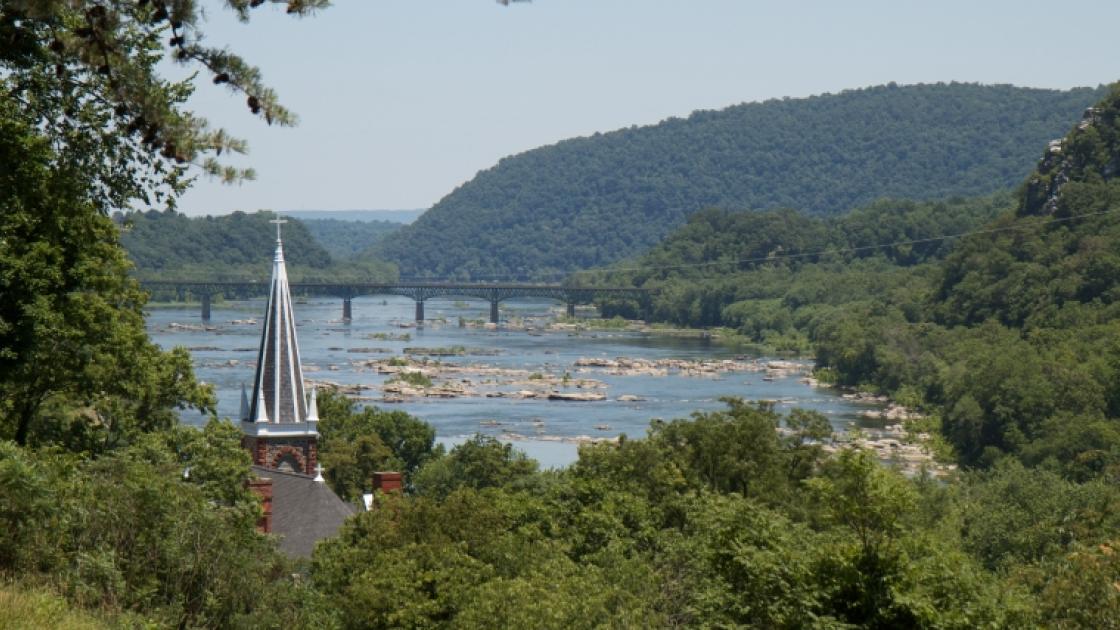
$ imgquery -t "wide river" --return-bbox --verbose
[147,296,883,467]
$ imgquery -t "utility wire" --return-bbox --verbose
[571,207,1120,277]
[424,207,1118,283]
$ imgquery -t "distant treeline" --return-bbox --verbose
[298,217,401,260]
[376,83,1106,279]
[117,210,397,283]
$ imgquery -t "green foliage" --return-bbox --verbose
[413,435,539,499]
[0,582,142,629]
[316,389,438,499]
[1,1,330,209]
[391,371,433,388]
[601,193,1011,332]
[377,83,1104,279]
[0,103,213,452]
[606,85,1120,485]
[116,209,401,285]
[666,493,826,627]
[0,434,331,628]
[956,461,1120,571]
[299,217,402,260]
[311,405,1058,628]
[312,488,663,629]
[1032,538,1120,629]
[806,449,918,558]
[118,209,331,272]
[800,85,1120,477]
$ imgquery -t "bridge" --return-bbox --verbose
[139,280,651,324]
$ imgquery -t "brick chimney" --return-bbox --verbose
[248,477,273,533]
[372,471,402,494]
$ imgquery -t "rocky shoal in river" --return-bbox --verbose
[303,355,812,403]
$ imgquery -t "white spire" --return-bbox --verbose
[253,388,270,423]
[314,463,325,482]
[306,386,319,423]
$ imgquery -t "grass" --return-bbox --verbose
[391,371,433,388]
[554,315,635,330]
[366,332,411,342]
[0,582,143,629]
[404,345,467,356]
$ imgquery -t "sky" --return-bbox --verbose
[174,0,1120,217]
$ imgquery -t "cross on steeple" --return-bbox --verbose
[269,218,288,243]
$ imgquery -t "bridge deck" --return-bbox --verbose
[139,280,650,323]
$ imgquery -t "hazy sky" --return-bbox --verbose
[174,0,1120,217]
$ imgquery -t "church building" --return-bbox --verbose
[241,220,355,557]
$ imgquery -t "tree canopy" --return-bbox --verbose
[0,102,211,451]
[116,209,401,283]
[1,0,332,211]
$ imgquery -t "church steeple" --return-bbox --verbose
[241,219,319,475]
[246,219,308,425]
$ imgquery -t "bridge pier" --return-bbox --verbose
[138,282,649,326]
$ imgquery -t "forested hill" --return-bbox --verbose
[117,210,332,278]
[297,217,402,260]
[820,83,1120,472]
[604,82,1120,481]
[375,82,1106,279]
[591,192,1014,327]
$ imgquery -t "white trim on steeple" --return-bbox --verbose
[254,388,270,423]
[272,237,283,424]
[307,387,319,423]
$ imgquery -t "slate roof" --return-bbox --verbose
[252,465,356,558]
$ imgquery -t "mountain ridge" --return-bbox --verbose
[374,82,1107,279]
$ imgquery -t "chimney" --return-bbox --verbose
[372,471,402,494]
[248,477,273,534]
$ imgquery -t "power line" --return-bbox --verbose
[562,207,1120,278]
[392,208,1119,283]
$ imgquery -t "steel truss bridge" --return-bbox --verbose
[139,280,650,324]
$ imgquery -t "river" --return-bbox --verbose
[146,296,886,467]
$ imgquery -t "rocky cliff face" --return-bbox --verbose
[1022,89,1120,216]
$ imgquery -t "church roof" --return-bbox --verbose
[252,465,356,558]
[246,221,312,426]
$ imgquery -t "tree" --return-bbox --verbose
[0,102,212,451]
[316,389,437,499]
[0,435,336,628]
[412,434,538,499]
[1,0,333,210]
